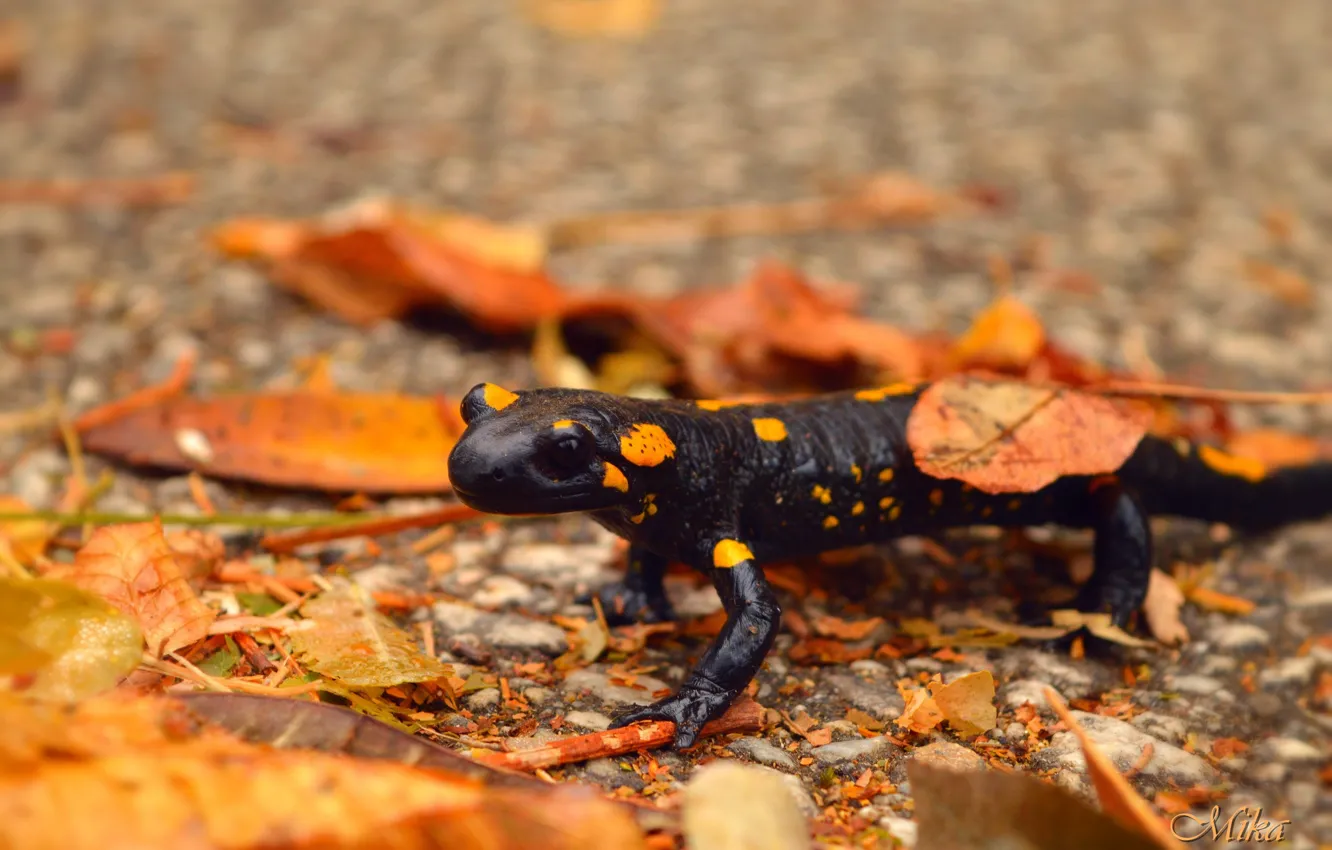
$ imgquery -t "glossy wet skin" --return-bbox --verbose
[448,383,646,515]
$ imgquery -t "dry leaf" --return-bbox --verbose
[1225,428,1327,468]
[0,578,142,701]
[894,682,945,734]
[908,376,1154,494]
[290,584,451,687]
[930,671,998,737]
[521,0,662,38]
[948,294,1047,372]
[1242,259,1313,307]
[1141,570,1189,645]
[0,495,54,565]
[1044,688,1181,849]
[810,614,884,641]
[1048,610,1155,648]
[45,522,215,657]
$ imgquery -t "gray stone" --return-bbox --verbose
[465,688,501,711]
[563,710,612,732]
[811,735,897,765]
[682,762,811,850]
[728,737,799,771]
[8,448,67,508]
[825,670,906,719]
[1257,656,1317,688]
[909,740,985,772]
[1003,722,1029,744]
[499,542,619,587]
[470,575,535,609]
[1168,674,1224,696]
[432,601,488,634]
[1287,585,1332,610]
[996,651,1096,697]
[1258,737,1323,765]
[1208,622,1270,651]
[522,686,553,705]
[998,679,1055,710]
[1130,712,1189,746]
[488,618,569,655]
[849,659,892,676]
[878,816,917,848]
[564,668,670,707]
[1032,711,1214,790]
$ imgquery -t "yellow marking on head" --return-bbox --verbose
[850,464,863,483]
[811,485,833,504]
[981,506,993,518]
[928,489,944,508]
[552,419,576,429]
[823,516,840,529]
[645,494,658,515]
[482,383,519,411]
[1007,499,1022,510]
[851,501,865,516]
[879,497,894,510]
[602,462,629,492]
[889,505,902,521]
[620,423,676,467]
[696,399,744,411]
[1172,437,1193,457]
[854,383,917,402]
[878,468,894,482]
[630,511,646,524]
[752,417,788,442]
[1198,445,1267,482]
[713,539,755,569]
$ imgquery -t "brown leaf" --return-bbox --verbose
[809,614,884,641]
[45,522,215,658]
[1141,570,1189,646]
[894,683,945,735]
[907,376,1154,494]
[0,691,649,850]
[930,671,998,737]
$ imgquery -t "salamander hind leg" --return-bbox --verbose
[581,546,675,626]
[609,537,780,748]
[1076,481,1154,628]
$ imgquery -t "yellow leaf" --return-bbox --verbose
[0,496,54,566]
[948,294,1046,371]
[931,671,998,737]
[520,0,662,39]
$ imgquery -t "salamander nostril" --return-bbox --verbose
[491,467,506,482]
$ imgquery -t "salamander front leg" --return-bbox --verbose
[582,546,675,626]
[610,540,780,748]
[1077,481,1153,628]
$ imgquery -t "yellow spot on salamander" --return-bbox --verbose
[851,501,865,516]
[878,468,894,482]
[823,516,840,529]
[1198,445,1267,482]
[620,423,676,467]
[889,505,902,521]
[1008,499,1022,510]
[854,383,917,402]
[752,417,788,441]
[811,485,833,504]
[850,464,863,483]
[981,506,993,518]
[879,496,894,510]
[602,462,629,492]
[482,383,519,411]
[696,399,744,411]
[630,493,658,524]
[713,539,755,568]
[630,511,646,524]
[552,419,576,429]
[1172,437,1193,457]
[928,489,944,508]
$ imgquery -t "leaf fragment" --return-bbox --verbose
[930,671,998,737]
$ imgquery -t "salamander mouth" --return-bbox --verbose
[451,484,616,516]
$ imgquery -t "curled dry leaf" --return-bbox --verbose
[1141,570,1189,646]
[1048,610,1155,648]
[0,692,648,850]
[0,578,142,701]
[930,671,998,737]
[44,522,215,658]
[948,294,1047,372]
[894,681,945,735]
[290,584,450,687]
[907,376,1154,494]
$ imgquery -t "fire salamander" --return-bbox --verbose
[447,381,1332,747]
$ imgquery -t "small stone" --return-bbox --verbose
[8,448,67,508]
[465,688,501,711]
[470,575,535,609]
[1258,737,1323,765]
[581,756,642,790]
[1287,585,1332,610]
[849,659,891,676]
[996,651,1096,697]
[1031,711,1214,789]
[1196,655,1237,676]
[1130,712,1188,745]
[825,671,906,718]
[728,737,799,771]
[682,762,811,850]
[65,374,104,409]
[488,618,569,655]
[432,601,488,634]
[563,710,612,732]
[564,668,671,707]
[909,741,984,772]
[1003,722,1028,743]
[1247,762,1288,784]
[1168,675,1225,697]
[1208,622,1270,651]
[1287,781,1319,816]
[523,686,553,705]
[1257,657,1317,688]
[499,542,619,587]
[811,735,897,765]
[998,679,1054,710]
[878,816,917,847]
[350,564,415,594]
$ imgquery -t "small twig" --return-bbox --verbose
[1091,380,1332,406]
[259,503,489,553]
[0,172,195,207]
[467,698,765,771]
[0,509,407,528]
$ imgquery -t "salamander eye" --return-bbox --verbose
[540,424,596,477]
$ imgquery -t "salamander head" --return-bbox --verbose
[448,383,670,515]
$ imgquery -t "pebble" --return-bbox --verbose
[1287,781,1319,816]
[1258,737,1324,765]
[564,668,670,707]
[1288,585,1332,610]
[1130,712,1189,746]
[998,679,1055,710]
[1257,657,1317,689]
[470,575,535,609]
[682,762,811,850]
[1032,711,1214,789]
[1168,675,1228,698]
[465,688,500,711]
[523,686,553,705]
[1002,723,1028,744]
[7,449,68,508]
[825,671,906,719]
[488,618,569,655]
[908,741,984,772]
[498,542,619,587]
[810,735,897,765]
[431,601,488,634]
[877,816,917,847]
[728,737,800,771]
[996,652,1095,697]
[563,710,612,731]
[1208,622,1270,651]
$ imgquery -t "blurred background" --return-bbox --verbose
[2,0,1331,425]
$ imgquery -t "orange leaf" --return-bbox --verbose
[1243,259,1313,307]
[907,376,1154,494]
[948,294,1047,372]
[929,671,997,737]
[809,614,884,641]
[79,391,460,494]
[1225,428,1329,469]
[0,496,54,565]
[894,684,945,735]
[1141,569,1189,645]
[45,522,215,657]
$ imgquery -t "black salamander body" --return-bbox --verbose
[447,381,1332,747]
